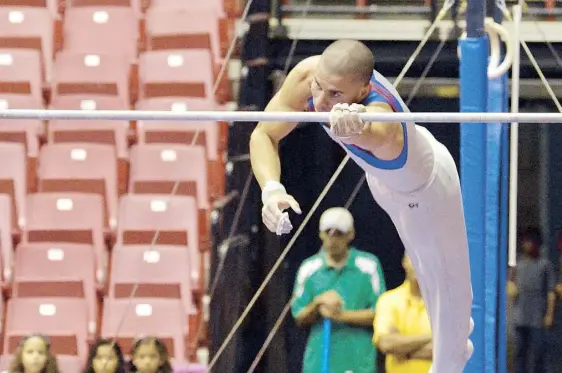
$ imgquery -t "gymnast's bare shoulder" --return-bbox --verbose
[251,56,319,143]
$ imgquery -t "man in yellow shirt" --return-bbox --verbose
[373,255,432,373]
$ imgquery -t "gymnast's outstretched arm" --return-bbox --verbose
[250,58,317,234]
[249,58,316,189]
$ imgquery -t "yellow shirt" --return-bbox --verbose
[373,282,432,373]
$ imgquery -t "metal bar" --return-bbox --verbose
[1,109,562,123]
[280,4,562,16]
[280,4,430,14]
[509,4,522,268]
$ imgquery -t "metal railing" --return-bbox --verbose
[278,0,562,19]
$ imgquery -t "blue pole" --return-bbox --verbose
[487,69,508,373]
[321,319,331,373]
[460,0,488,373]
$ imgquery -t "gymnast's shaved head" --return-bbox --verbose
[319,39,374,85]
[309,39,374,111]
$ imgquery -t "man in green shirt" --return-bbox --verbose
[292,207,386,373]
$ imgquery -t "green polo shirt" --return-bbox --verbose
[292,248,386,373]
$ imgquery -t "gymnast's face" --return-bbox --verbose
[311,61,370,112]
[320,229,354,256]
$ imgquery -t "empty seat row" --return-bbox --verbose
[0,48,226,105]
[0,0,239,18]
[0,142,214,238]
[0,192,204,290]
[13,243,198,335]
[0,6,233,79]
[1,297,190,361]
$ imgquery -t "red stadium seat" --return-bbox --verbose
[37,143,119,231]
[56,355,84,373]
[51,51,131,104]
[147,0,225,15]
[101,298,188,360]
[116,194,201,288]
[129,144,210,250]
[64,0,142,17]
[0,49,43,102]
[0,0,61,18]
[129,144,209,207]
[116,194,198,246]
[136,118,223,199]
[138,50,213,100]
[45,120,130,196]
[0,92,43,109]
[109,244,196,311]
[135,96,219,111]
[0,142,27,231]
[0,355,9,371]
[147,0,242,17]
[50,94,129,110]
[144,7,222,61]
[0,7,58,82]
[12,242,98,333]
[0,195,13,283]
[0,116,40,193]
[63,7,138,63]
[4,298,89,358]
[22,192,107,284]
[135,96,227,154]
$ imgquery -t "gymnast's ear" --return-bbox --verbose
[358,83,370,100]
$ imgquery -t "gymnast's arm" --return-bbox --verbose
[249,59,314,189]
[343,103,405,161]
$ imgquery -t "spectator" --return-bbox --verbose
[83,339,126,373]
[128,337,173,373]
[373,255,432,373]
[8,334,60,373]
[291,207,386,373]
[508,226,556,373]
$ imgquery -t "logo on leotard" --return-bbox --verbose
[408,203,419,209]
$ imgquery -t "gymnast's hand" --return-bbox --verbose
[261,189,302,235]
[329,103,367,141]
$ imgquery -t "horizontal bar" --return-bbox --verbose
[0,109,562,123]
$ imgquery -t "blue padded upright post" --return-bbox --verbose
[460,35,489,373]
[461,0,489,372]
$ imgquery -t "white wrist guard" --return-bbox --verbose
[261,181,286,204]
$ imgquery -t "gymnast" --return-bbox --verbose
[249,39,474,373]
